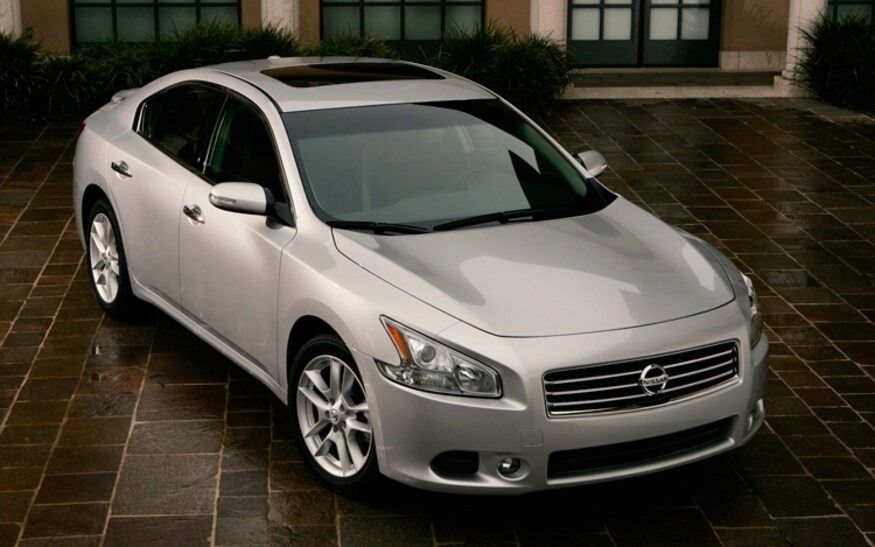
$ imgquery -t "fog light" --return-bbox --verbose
[497,457,521,476]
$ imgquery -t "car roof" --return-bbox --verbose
[202,57,496,113]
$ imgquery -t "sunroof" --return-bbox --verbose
[262,62,444,88]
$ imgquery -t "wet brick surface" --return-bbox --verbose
[0,98,874,546]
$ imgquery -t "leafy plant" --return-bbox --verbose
[431,23,572,111]
[0,32,44,117]
[156,20,243,73]
[39,54,101,115]
[1,21,570,118]
[238,25,301,59]
[304,33,399,59]
[76,42,159,94]
[797,14,875,112]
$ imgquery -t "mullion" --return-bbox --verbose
[322,0,483,40]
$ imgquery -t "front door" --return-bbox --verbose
[179,95,296,377]
[567,0,722,67]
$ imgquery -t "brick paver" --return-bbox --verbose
[1,98,873,546]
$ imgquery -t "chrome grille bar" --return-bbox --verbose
[544,341,739,416]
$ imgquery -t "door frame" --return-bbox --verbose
[566,0,723,67]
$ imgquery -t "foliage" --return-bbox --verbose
[154,21,301,73]
[431,24,572,111]
[39,55,101,115]
[0,20,571,118]
[797,14,875,112]
[76,42,161,94]
[304,33,399,59]
[0,32,44,115]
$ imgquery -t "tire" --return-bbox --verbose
[290,334,379,495]
[85,198,137,319]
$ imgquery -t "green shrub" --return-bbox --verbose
[237,25,301,59]
[76,42,159,94]
[152,22,300,73]
[156,20,243,73]
[0,32,44,117]
[39,54,101,115]
[304,33,399,59]
[797,14,875,112]
[2,21,569,118]
[432,24,514,83]
[431,24,571,112]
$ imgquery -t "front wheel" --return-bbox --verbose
[290,334,379,495]
[86,198,137,319]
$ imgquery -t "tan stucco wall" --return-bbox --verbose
[241,0,261,29]
[299,0,319,46]
[721,0,789,51]
[21,0,69,53]
[486,0,530,35]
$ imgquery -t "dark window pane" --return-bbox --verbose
[364,7,401,40]
[147,86,225,170]
[117,8,156,42]
[75,7,113,42]
[323,6,360,37]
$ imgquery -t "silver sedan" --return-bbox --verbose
[73,57,768,495]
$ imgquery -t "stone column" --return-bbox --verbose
[782,0,828,79]
[0,0,22,36]
[530,0,566,41]
[262,0,298,34]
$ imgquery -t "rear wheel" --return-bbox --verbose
[291,334,379,495]
[86,198,137,318]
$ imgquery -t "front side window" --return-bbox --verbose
[284,100,611,230]
[138,85,225,171]
[72,0,240,45]
[206,98,286,201]
[321,0,483,41]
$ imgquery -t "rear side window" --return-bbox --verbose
[137,84,225,171]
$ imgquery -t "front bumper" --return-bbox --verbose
[355,304,769,495]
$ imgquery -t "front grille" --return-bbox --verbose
[548,417,733,479]
[544,341,738,416]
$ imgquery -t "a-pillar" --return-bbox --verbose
[775,0,828,95]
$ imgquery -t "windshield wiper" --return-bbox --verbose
[326,220,429,235]
[432,205,588,232]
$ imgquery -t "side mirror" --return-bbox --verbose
[576,150,608,178]
[209,182,275,215]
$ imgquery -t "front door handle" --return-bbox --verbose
[111,160,133,178]
[183,204,205,224]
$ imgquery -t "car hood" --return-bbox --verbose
[333,198,735,337]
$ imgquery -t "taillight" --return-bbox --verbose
[79,121,86,135]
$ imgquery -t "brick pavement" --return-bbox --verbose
[0,98,873,546]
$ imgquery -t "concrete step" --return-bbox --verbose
[571,68,780,87]
[564,68,791,99]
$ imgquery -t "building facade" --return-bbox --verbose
[1,0,872,70]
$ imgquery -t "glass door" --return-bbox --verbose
[567,0,721,66]
[567,0,640,66]
[641,0,721,66]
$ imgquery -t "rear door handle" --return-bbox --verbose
[111,160,133,178]
[183,204,205,224]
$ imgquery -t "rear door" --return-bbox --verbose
[106,84,225,304]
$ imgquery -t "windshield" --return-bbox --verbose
[284,100,611,231]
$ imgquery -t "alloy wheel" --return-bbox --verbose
[296,355,372,478]
[88,212,121,303]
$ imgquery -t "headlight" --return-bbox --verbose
[742,274,764,347]
[378,318,501,397]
